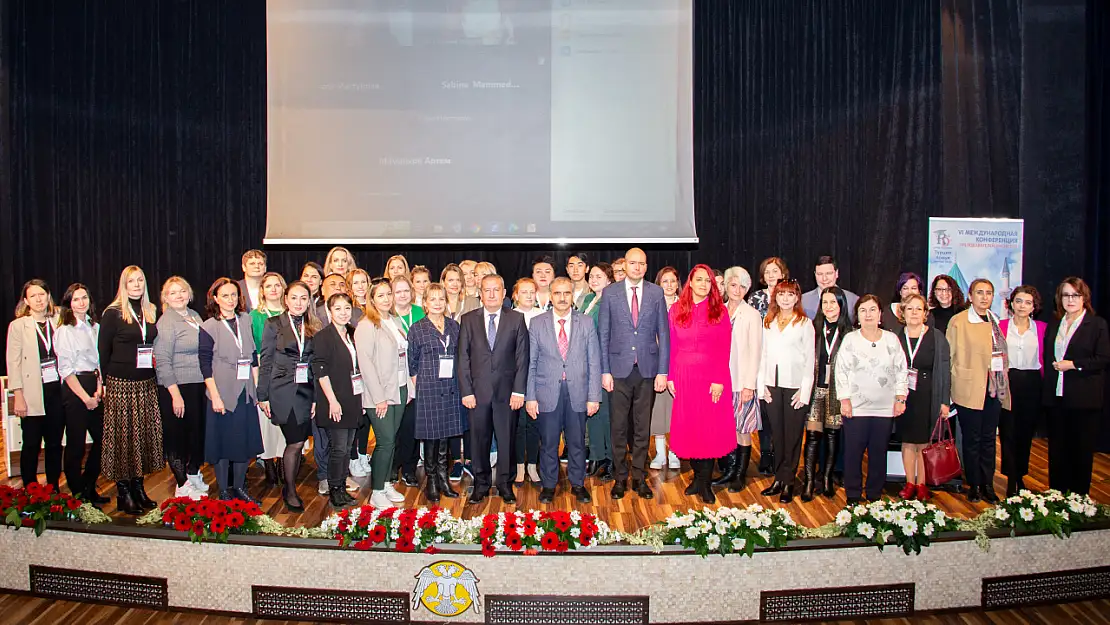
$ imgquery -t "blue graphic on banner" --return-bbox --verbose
[927,218,1023,318]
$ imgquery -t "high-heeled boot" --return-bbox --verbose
[263,458,279,487]
[115,480,143,515]
[821,429,840,498]
[131,477,157,509]
[422,440,440,502]
[697,460,716,505]
[800,431,823,502]
[729,446,752,493]
[436,440,459,498]
[711,446,739,488]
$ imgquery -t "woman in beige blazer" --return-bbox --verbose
[5,279,65,489]
[355,278,416,509]
[946,278,1010,504]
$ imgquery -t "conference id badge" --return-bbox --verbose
[236,359,251,381]
[351,372,364,395]
[295,362,310,384]
[40,358,59,383]
[824,364,831,383]
[438,356,454,379]
[136,345,154,369]
[991,351,1005,372]
[907,368,918,391]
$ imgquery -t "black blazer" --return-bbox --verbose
[458,307,529,405]
[1042,314,1110,411]
[312,323,363,429]
[257,314,315,425]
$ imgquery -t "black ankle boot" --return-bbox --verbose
[711,447,738,488]
[729,446,752,493]
[697,461,716,504]
[169,458,188,491]
[801,432,822,502]
[684,461,700,495]
[274,458,286,487]
[436,441,458,498]
[422,441,441,502]
[263,459,278,487]
[115,481,143,515]
[131,478,157,509]
[329,485,354,508]
[760,480,784,496]
[821,429,840,498]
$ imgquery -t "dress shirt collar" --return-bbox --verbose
[967,307,996,324]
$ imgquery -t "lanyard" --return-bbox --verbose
[137,312,148,343]
[823,328,839,360]
[439,332,450,354]
[222,317,244,356]
[904,331,923,367]
[339,328,357,372]
[398,309,414,336]
[35,320,54,355]
[288,313,305,359]
[180,310,199,330]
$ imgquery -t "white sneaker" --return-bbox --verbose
[370,490,393,509]
[383,482,406,503]
[359,454,372,473]
[668,451,681,470]
[649,453,666,470]
[349,459,369,478]
[346,477,360,492]
[187,473,208,492]
[175,482,202,501]
[317,479,329,495]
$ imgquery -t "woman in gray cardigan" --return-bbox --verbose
[895,293,952,501]
[198,278,263,503]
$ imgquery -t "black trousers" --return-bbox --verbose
[20,382,66,488]
[326,427,355,486]
[609,365,654,482]
[766,386,807,485]
[467,397,517,491]
[157,382,206,474]
[515,407,541,464]
[757,399,774,470]
[956,394,1001,487]
[62,374,104,494]
[842,416,893,499]
[351,411,370,459]
[1047,406,1101,495]
[393,400,420,475]
[999,370,1041,480]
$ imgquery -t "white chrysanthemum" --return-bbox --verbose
[836,510,853,527]
[1019,508,1035,522]
[706,534,721,550]
[732,537,746,551]
[1084,504,1098,517]
[1068,500,1084,513]
[853,505,868,516]
[934,511,946,526]
[995,508,1011,522]
[570,510,582,523]
[880,530,894,544]
[1058,511,1069,521]
[857,522,875,539]
[923,522,934,536]
[697,520,712,532]
[757,529,771,543]
[900,521,916,537]
[685,527,701,539]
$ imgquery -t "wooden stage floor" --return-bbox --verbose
[2,435,1107,534]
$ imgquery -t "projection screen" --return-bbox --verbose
[265,0,695,244]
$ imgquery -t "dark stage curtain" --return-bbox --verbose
[0,0,1099,361]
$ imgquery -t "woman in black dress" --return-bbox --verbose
[928,274,965,333]
[312,292,364,508]
[895,293,951,500]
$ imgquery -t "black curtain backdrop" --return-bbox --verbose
[0,0,1101,341]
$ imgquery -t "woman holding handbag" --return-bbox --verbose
[895,294,951,500]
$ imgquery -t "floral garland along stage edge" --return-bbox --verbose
[0,484,108,536]
[988,489,1108,539]
[835,498,959,555]
[662,504,800,557]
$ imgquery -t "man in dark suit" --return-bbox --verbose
[526,277,601,504]
[598,247,670,500]
[459,274,529,504]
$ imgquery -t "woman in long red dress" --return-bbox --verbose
[667,264,735,504]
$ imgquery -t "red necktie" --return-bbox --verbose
[631,286,639,327]
[558,319,569,380]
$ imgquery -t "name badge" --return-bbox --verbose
[295,362,310,384]
[438,356,454,379]
[907,368,918,391]
[824,364,831,383]
[40,359,59,383]
[136,345,154,369]
[990,351,1005,372]
[351,372,364,395]
[236,359,251,381]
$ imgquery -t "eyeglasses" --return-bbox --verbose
[933,286,951,293]
[1061,293,1083,300]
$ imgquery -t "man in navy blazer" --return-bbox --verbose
[526,278,601,504]
[459,274,529,505]
[598,247,670,500]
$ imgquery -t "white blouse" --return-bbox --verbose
[833,330,909,418]
[1006,321,1040,371]
[757,315,816,403]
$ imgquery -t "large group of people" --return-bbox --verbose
[6,248,1107,513]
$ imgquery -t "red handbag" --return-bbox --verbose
[922,415,962,486]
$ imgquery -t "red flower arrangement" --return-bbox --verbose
[159,496,264,543]
[331,505,454,552]
[0,484,83,536]
[472,510,606,557]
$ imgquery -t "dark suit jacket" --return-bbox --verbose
[597,280,670,378]
[312,323,363,429]
[458,307,529,405]
[1042,314,1110,411]
[257,314,315,425]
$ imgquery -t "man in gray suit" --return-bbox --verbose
[526,277,601,504]
[598,247,669,500]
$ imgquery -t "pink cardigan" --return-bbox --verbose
[999,318,1047,375]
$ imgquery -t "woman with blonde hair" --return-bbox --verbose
[411,265,432,307]
[98,266,162,514]
[323,246,358,278]
[153,276,208,499]
[384,255,411,282]
[346,268,370,325]
[440,263,467,321]
[249,271,289,488]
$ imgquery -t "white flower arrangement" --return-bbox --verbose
[992,490,1107,539]
[836,498,958,554]
[662,505,799,557]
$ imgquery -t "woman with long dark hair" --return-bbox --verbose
[313,292,364,508]
[802,286,853,501]
[928,274,965,332]
[7,280,65,490]
[998,285,1046,496]
[882,272,925,331]
[300,262,325,308]
[54,283,106,503]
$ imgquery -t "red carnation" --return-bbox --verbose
[555,540,569,553]
[357,515,371,528]
[337,521,350,533]
[479,525,496,540]
[226,512,245,529]
[244,503,262,516]
[418,513,437,529]
[522,519,537,536]
[396,536,415,552]
[481,541,497,557]
[210,519,226,534]
[553,515,572,532]
[506,534,524,551]
[173,516,191,531]
[192,520,205,534]
[66,498,81,511]
[185,503,200,517]
[49,504,63,514]
[580,535,592,547]
[353,539,373,551]
[368,525,387,543]
[540,531,559,551]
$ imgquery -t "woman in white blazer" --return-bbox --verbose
[355,278,416,509]
[713,266,763,491]
[756,279,816,503]
[5,279,65,489]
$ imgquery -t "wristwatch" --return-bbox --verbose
[895,399,907,405]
